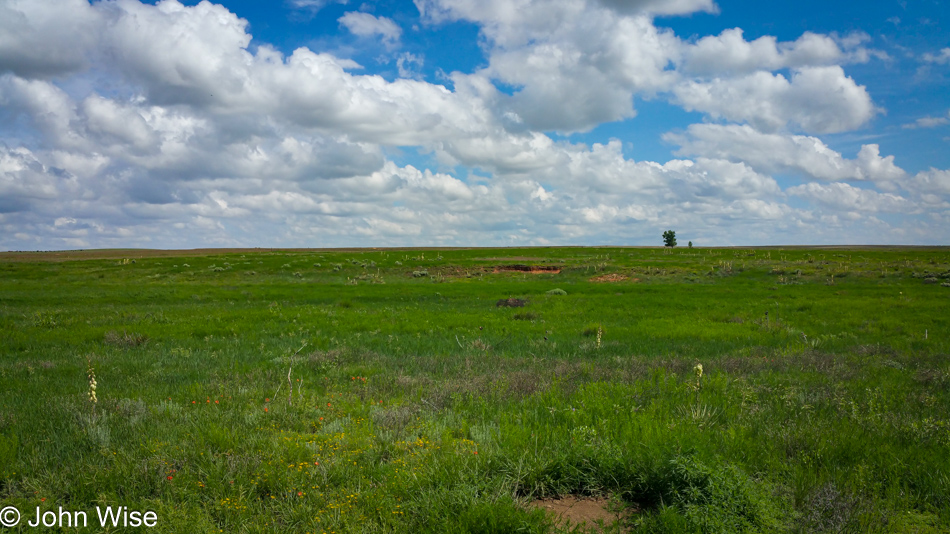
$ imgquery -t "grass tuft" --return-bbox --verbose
[103,330,149,348]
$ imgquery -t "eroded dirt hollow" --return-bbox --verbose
[493,264,562,274]
[529,495,632,533]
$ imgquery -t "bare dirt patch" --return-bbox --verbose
[588,273,631,283]
[496,298,527,307]
[493,264,561,274]
[529,496,630,532]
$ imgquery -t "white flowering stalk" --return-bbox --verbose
[596,327,602,349]
[691,363,704,396]
[86,356,98,412]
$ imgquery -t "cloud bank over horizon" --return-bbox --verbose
[1,0,949,249]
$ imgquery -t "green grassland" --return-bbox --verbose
[1,246,949,533]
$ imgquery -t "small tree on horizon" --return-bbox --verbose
[663,230,677,248]
[688,241,693,248]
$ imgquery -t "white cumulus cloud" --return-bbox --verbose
[673,66,878,134]
[0,0,101,78]
[678,29,868,76]
[666,124,905,182]
[787,182,914,213]
[338,12,402,45]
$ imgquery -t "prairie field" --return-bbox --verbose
[1,246,949,533]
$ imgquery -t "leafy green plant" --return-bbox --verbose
[29,310,57,328]
[512,312,539,321]
[632,456,784,533]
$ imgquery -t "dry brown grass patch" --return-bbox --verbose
[496,298,527,307]
[103,330,148,348]
[589,273,629,283]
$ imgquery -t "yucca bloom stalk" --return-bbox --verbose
[691,363,703,402]
[86,355,98,413]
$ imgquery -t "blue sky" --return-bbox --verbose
[1,0,949,249]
